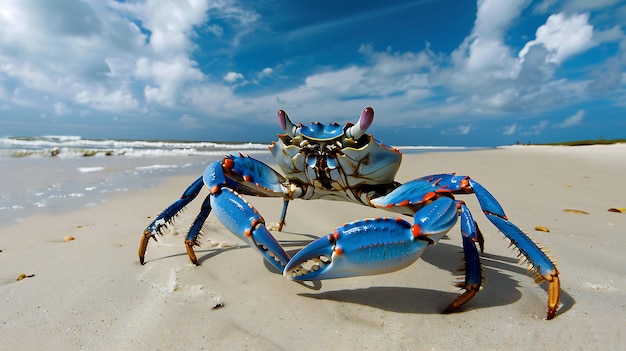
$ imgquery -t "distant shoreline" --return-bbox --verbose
[534,138,626,146]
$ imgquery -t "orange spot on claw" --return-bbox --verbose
[422,191,437,203]
[210,185,220,194]
[334,247,343,255]
[398,199,410,206]
[243,175,252,182]
[411,224,421,238]
[222,158,234,169]
[460,177,470,189]
[333,231,340,241]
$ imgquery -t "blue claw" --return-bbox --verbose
[211,187,290,271]
[284,217,430,281]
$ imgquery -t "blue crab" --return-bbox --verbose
[139,107,560,319]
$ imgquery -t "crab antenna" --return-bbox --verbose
[277,110,298,137]
[345,107,374,140]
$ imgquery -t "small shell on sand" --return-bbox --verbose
[16,273,35,281]
[534,226,550,232]
[564,209,589,214]
[607,208,625,213]
[64,236,75,242]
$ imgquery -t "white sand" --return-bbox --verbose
[2,146,625,350]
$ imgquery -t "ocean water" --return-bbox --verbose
[0,135,481,223]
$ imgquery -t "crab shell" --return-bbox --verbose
[269,107,402,193]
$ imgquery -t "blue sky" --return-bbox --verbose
[0,0,625,146]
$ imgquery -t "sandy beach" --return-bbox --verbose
[2,145,625,350]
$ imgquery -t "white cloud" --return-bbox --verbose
[75,88,138,111]
[135,56,204,106]
[257,67,273,79]
[223,72,244,83]
[556,109,585,128]
[526,120,550,135]
[473,0,531,38]
[0,0,259,118]
[110,0,209,54]
[520,13,594,65]
[451,0,527,75]
[304,67,365,91]
[185,84,239,116]
[503,122,518,135]
[0,0,623,139]
[441,124,472,135]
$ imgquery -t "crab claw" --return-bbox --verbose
[345,107,374,140]
[211,187,291,272]
[284,217,431,281]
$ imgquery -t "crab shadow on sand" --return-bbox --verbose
[144,231,574,317]
[292,235,575,316]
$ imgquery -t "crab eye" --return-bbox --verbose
[345,107,374,140]
[277,110,298,137]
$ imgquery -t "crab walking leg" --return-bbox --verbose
[444,202,484,313]
[284,197,459,281]
[457,200,485,253]
[184,194,212,265]
[210,187,291,272]
[276,198,290,231]
[469,180,561,320]
[139,176,204,264]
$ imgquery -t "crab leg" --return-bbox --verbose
[467,178,560,320]
[141,155,295,270]
[139,176,204,265]
[276,198,290,231]
[399,174,560,319]
[444,202,483,313]
[184,194,212,265]
[370,173,559,318]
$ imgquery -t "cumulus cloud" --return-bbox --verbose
[0,0,623,140]
[223,72,245,83]
[110,0,209,54]
[135,56,204,106]
[450,0,527,79]
[0,0,257,118]
[520,13,594,65]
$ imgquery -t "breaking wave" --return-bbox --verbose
[0,135,269,158]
